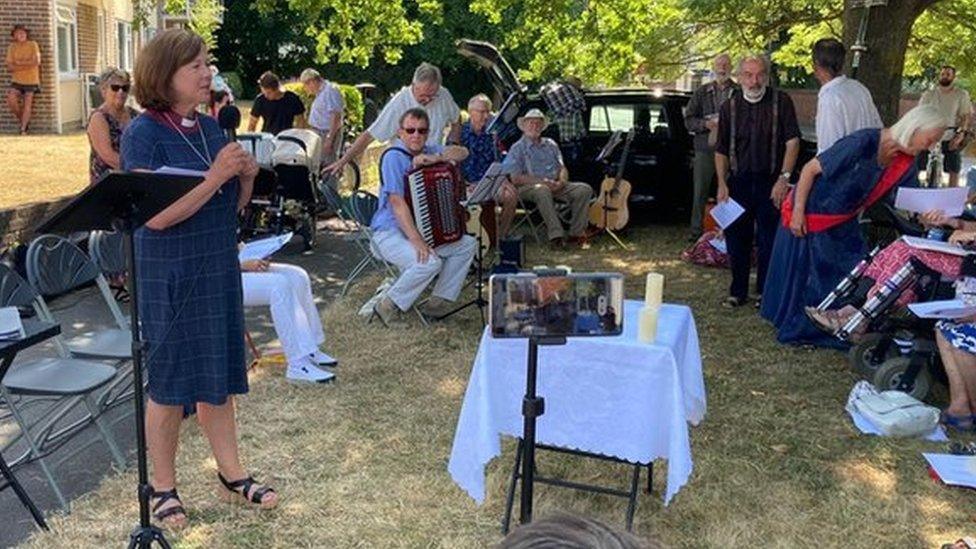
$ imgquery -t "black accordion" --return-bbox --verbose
[404,162,466,248]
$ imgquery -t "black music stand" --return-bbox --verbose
[435,166,508,324]
[37,171,204,549]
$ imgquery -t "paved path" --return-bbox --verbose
[0,228,361,548]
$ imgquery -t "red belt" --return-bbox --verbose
[780,153,914,233]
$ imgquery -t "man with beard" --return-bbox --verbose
[715,54,800,309]
[918,65,972,187]
[684,53,737,240]
[811,38,881,153]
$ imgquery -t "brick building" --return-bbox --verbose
[0,0,141,134]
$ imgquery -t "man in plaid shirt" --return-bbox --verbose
[546,77,587,170]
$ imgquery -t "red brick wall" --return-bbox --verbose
[0,0,57,133]
[77,3,97,74]
[784,88,920,129]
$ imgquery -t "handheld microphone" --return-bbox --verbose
[217,105,241,142]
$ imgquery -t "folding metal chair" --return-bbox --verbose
[322,185,388,297]
[510,194,543,244]
[88,230,130,306]
[348,191,429,326]
[25,234,133,411]
[0,264,126,511]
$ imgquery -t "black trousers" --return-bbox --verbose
[725,172,780,300]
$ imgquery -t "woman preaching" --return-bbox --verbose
[120,29,276,529]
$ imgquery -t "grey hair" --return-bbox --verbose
[738,53,771,77]
[412,62,442,86]
[468,93,492,111]
[98,67,130,86]
[890,104,946,148]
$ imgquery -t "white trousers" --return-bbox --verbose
[242,263,325,362]
[371,229,477,311]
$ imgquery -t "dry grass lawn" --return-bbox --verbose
[0,132,91,209]
[18,226,976,548]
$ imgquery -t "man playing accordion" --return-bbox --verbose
[370,107,477,325]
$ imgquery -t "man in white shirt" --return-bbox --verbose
[299,68,345,162]
[812,38,882,154]
[919,65,973,186]
[325,62,461,174]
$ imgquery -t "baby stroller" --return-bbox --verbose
[237,129,324,251]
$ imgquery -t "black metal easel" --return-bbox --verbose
[500,335,654,534]
[38,171,204,548]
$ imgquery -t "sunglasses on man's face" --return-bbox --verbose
[402,127,430,135]
[110,84,131,93]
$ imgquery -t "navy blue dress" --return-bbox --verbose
[120,111,247,406]
[760,129,918,348]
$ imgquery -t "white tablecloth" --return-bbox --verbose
[448,300,706,506]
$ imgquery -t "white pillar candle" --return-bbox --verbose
[638,305,659,343]
[645,273,664,307]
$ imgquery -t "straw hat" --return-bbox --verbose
[517,108,549,132]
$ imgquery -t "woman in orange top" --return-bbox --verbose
[5,25,41,135]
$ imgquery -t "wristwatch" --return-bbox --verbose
[779,171,791,181]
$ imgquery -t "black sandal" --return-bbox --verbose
[217,473,278,509]
[151,487,188,529]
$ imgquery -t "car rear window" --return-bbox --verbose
[588,103,669,136]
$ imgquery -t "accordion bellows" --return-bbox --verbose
[404,162,466,248]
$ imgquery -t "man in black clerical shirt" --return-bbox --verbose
[247,71,306,135]
[715,54,800,309]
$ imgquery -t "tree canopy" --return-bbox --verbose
[212,0,976,104]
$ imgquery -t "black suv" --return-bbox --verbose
[458,39,695,217]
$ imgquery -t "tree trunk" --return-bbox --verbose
[842,0,939,125]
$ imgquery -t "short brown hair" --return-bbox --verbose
[11,24,28,38]
[399,107,429,128]
[258,71,280,90]
[132,29,206,111]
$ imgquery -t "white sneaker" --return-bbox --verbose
[286,358,336,384]
[310,350,338,367]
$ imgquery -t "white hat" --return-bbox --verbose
[517,108,549,132]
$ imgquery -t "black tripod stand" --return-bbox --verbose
[38,172,203,549]
[436,171,508,324]
[436,224,490,324]
[515,336,565,525]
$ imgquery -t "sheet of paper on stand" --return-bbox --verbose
[900,235,971,257]
[153,166,208,178]
[466,162,506,205]
[238,232,294,262]
[708,199,745,229]
[894,187,968,216]
[907,299,976,320]
[0,306,25,341]
[923,453,976,489]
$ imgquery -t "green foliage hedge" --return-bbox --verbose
[282,81,365,136]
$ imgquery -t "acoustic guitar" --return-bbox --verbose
[589,128,635,230]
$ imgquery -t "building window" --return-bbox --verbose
[117,21,133,70]
[56,5,78,76]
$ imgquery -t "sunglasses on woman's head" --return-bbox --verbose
[110,84,131,93]
[402,127,429,135]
